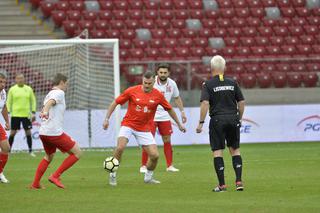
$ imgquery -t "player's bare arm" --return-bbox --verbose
[174,96,187,124]
[40,99,56,120]
[103,100,119,130]
[167,109,186,132]
[196,100,209,133]
[2,104,9,130]
[237,100,245,121]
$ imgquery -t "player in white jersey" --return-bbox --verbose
[140,63,187,173]
[30,73,82,189]
[0,73,11,183]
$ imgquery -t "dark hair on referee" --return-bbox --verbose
[143,70,155,79]
[156,63,170,71]
[53,73,68,86]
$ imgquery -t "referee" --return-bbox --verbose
[196,55,245,192]
[7,74,36,156]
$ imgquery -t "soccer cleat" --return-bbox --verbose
[166,165,180,172]
[213,185,227,192]
[0,172,9,183]
[144,178,161,184]
[109,173,117,186]
[29,184,45,190]
[29,152,36,157]
[139,165,147,173]
[236,181,244,191]
[48,175,65,189]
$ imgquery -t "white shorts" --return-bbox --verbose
[118,126,156,146]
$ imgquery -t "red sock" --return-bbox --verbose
[53,154,79,178]
[141,149,148,166]
[163,142,173,167]
[32,158,50,186]
[0,153,9,173]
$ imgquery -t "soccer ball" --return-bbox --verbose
[103,157,119,173]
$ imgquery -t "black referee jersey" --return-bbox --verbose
[200,74,244,117]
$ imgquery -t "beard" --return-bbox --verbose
[159,76,168,82]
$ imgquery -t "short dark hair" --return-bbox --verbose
[143,71,155,79]
[53,73,68,86]
[157,63,170,71]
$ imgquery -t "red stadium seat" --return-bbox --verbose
[216,0,233,8]
[113,10,127,20]
[291,63,306,72]
[281,45,296,55]
[226,73,240,83]
[110,20,125,30]
[82,11,97,21]
[241,73,256,88]
[129,10,143,20]
[313,45,320,54]
[202,19,216,28]
[257,72,272,88]
[79,20,94,31]
[106,30,120,38]
[194,37,209,47]
[296,7,311,17]
[125,20,139,29]
[235,8,250,18]
[121,30,135,39]
[306,63,320,72]
[292,17,307,26]
[144,10,158,19]
[246,17,260,27]
[255,37,269,46]
[228,28,241,37]
[222,47,236,57]
[232,18,246,27]
[243,27,257,37]
[120,49,130,60]
[119,39,132,49]
[229,63,245,72]
[274,26,289,36]
[40,1,56,18]
[296,45,312,55]
[292,0,306,7]
[144,0,159,9]
[188,0,202,9]
[67,10,81,21]
[272,72,287,88]
[175,48,190,58]
[164,38,178,48]
[156,19,171,29]
[206,47,221,56]
[266,46,281,55]
[246,0,262,7]
[129,0,143,9]
[133,39,148,48]
[261,63,276,72]
[56,1,69,11]
[289,26,303,36]
[258,27,273,36]
[270,36,284,45]
[287,73,302,88]
[70,1,85,11]
[98,11,112,20]
[237,47,250,57]
[145,48,160,59]
[182,29,198,38]
[304,25,319,35]
[311,8,320,16]
[150,39,162,48]
[277,0,290,7]
[99,1,113,10]
[251,46,266,55]
[179,38,193,47]
[160,0,173,9]
[262,0,276,6]
[159,48,175,59]
[250,8,265,18]
[191,47,205,57]
[278,17,291,26]
[167,29,181,38]
[90,30,106,38]
[276,63,291,72]
[220,9,235,19]
[190,10,204,19]
[244,63,260,73]
[302,73,319,87]
[129,49,144,60]
[233,0,246,8]
[262,18,278,27]
[280,8,296,17]
[114,1,128,10]
[224,37,239,46]
[140,20,155,29]
[300,35,314,45]
[175,10,189,19]
[199,28,212,37]
[159,10,174,19]
[307,16,320,25]
[63,21,78,38]
[172,19,186,29]
[241,37,255,46]
[51,11,66,27]
[205,10,220,19]
[150,29,166,38]
[173,0,188,9]
[94,20,109,30]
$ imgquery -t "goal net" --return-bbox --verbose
[0,39,120,150]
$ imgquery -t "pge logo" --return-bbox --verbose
[297,115,320,132]
[240,118,260,134]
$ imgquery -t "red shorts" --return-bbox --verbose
[0,124,7,142]
[151,121,173,136]
[40,133,76,155]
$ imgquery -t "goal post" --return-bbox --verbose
[0,39,120,150]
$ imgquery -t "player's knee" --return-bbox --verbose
[149,152,159,161]
[74,149,82,159]
[1,142,10,153]
[44,154,54,162]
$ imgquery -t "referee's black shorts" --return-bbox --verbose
[209,114,241,151]
[11,117,32,130]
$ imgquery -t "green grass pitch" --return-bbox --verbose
[1,142,320,213]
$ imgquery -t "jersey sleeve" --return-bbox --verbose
[49,90,64,104]
[159,93,172,111]
[200,82,210,102]
[115,88,131,105]
[235,82,245,102]
[172,81,180,98]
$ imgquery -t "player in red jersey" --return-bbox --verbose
[0,73,11,183]
[103,71,186,186]
[30,73,82,189]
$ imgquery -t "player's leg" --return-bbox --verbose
[8,117,19,150]
[31,136,56,189]
[143,144,160,184]
[0,138,10,183]
[140,122,157,173]
[23,118,35,156]
[210,117,227,192]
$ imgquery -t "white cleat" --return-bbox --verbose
[166,165,180,172]
[109,173,117,186]
[139,165,147,173]
[144,178,161,184]
[29,152,36,157]
[0,172,9,184]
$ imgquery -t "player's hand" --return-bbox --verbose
[39,111,49,121]
[4,122,9,131]
[196,123,203,133]
[178,124,186,133]
[103,119,109,130]
[181,112,187,124]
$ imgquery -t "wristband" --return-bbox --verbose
[199,121,205,124]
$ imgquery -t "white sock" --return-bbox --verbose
[144,170,153,181]
[110,172,117,178]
